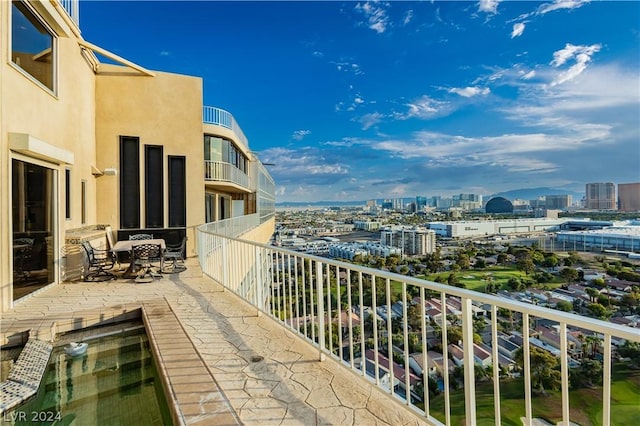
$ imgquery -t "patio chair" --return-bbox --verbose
[129,233,153,241]
[132,243,163,283]
[81,241,117,282]
[13,238,34,280]
[161,236,187,273]
[127,233,153,265]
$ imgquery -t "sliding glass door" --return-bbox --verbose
[12,159,56,300]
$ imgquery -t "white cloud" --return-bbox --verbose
[312,51,324,57]
[478,0,500,14]
[511,22,525,38]
[393,95,449,120]
[549,43,601,86]
[537,0,590,15]
[331,61,364,76]
[403,10,414,25]
[359,112,385,130]
[355,1,390,34]
[259,147,350,184]
[292,130,311,141]
[160,51,170,56]
[448,86,490,97]
[522,70,536,80]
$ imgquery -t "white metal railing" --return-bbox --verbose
[202,106,248,150]
[58,0,79,26]
[200,214,260,239]
[197,228,640,426]
[204,161,250,189]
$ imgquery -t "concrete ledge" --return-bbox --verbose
[142,298,241,426]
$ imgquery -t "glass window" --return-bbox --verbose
[11,1,55,91]
[204,135,222,162]
[12,159,56,299]
[65,168,71,220]
[81,180,87,224]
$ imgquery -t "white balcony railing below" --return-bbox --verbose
[197,228,640,426]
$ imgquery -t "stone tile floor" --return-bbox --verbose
[1,259,428,426]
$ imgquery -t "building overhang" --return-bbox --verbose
[204,181,252,194]
[9,133,74,165]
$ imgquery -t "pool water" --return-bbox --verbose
[2,328,173,425]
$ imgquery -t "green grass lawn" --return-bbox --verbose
[427,363,640,425]
[418,265,565,293]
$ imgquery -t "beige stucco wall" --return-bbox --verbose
[95,64,205,256]
[240,218,276,245]
[1,1,97,311]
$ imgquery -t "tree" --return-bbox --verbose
[542,254,559,268]
[618,341,640,367]
[559,267,579,283]
[587,303,610,320]
[456,252,471,270]
[555,300,573,312]
[517,258,535,275]
[514,346,561,394]
[474,258,486,269]
[507,277,525,291]
[585,287,600,303]
[585,334,603,358]
[496,253,508,265]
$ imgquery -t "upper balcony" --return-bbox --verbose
[203,106,249,151]
[58,0,80,27]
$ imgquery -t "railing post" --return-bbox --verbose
[316,261,325,361]
[461,297,476,426]
[255,245,262,316]
[221,239,228,292]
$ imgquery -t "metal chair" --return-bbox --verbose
[129,233,153,241]
[161,236,187,273]
[81,241,117,282]
[13,238,34,280]
[132,243,163,283]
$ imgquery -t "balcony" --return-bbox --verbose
[58,0,79,26]
[203,106,248,150]
[197,222,640,425]
[2,217,638,425]
[204,160,250,191]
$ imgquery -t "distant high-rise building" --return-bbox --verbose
[585,183,616,210]
[545,194,572,210]
[382,199,393,210]
[366,200,377,207]
[618,183,640,212]
[416,196,427,211]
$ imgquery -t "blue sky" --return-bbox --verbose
[81,1,640,203]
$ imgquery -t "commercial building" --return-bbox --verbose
[555,222,640,253]
[545,194,572,210]
[380,226,436,256]
[353,220,381,231]
[585,182,616,210]
[2,0,274,311]
[428,218,566,238]
[618,183,640,212]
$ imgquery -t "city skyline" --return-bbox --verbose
[81,1,640,202]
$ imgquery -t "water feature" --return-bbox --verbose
[2,326,173,425]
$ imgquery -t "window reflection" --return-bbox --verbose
[12,159,55,300]
[11,1,55,91]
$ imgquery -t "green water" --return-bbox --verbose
[2,328,173,425]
